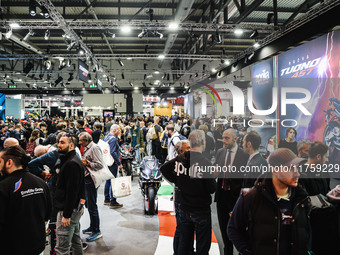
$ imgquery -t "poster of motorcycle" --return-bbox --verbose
[277,29,340,165]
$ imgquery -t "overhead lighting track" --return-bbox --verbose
[3,20,275,33]
[0,54,233,61]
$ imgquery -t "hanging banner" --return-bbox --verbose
[78,59,89,83]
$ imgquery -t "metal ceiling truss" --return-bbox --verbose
[234,0,339,61]
[0,54,230,61]
[34,0,114,88]
[2,20,275,33]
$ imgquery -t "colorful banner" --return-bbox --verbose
[278,29,340,163]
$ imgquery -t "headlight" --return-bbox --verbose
[141,172,150,180]
[154,171,162,180]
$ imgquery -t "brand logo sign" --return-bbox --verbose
[219,83,311,116]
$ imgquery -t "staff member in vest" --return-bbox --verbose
[78,132,104,242]
[228,148,311,255]
[0,146,51,255]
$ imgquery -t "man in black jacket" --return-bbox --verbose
[160,129,216,255]
[242,131,268,188]
[0,146,51,255]
[228,148,311,255]
[215,128,249,255]
[54,134,85,255]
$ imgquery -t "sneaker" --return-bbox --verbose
[86,232,103,242]
[104,199,110,205]
[109,202,123,208]
[82,227,93,235]
[82,242,88,251]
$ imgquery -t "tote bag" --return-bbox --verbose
[89,164,114,188]
[111,170,132,198]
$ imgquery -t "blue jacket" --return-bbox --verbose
[104,133,121,166]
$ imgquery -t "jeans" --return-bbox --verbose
[135,148,141,163]
[55,210,83,255]
[104,163,118,203]
[85,176,100,232]
[178,207,212,255]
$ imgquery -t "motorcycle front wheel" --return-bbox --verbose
[147,186,156,215]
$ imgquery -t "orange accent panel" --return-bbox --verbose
[158,210,217,243]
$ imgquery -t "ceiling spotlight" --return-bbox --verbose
[68,73,74,82]
[9,23,20,29]
[118,59,124,67]
[168,22,179,31]
[211,68,217,73]
[5,28,12,38]
[78,47,85,55]
[234,29,243,35]
[44,30,50,40]
[23,29,34,41]
[267,13,274,24]
[138,29,148,39]
[155,31,164,39]
[40,6,49,19]
[158,54,165,59]
[121,73,125,79]
[146,74,153,79]
[66,41,76,51]
[248,52,255,60]
[154,71,160,74]
[29,0,36,16]
[253,42,260,48]
[250,30,259,39]
[224,60,231,65]
[55,76,63,86]
[129,81,134,87]
[215,31,222,43]
[146,8,154,21]
[121,25,131,34]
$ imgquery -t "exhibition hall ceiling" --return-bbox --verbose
[0,0,338,92]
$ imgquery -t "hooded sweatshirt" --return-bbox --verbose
[160,151,216,213]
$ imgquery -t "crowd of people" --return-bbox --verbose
[0,113,339,255]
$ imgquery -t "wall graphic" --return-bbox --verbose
[0,94,5,120]
[278,29,340,163]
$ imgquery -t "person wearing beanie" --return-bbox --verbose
[227,148,312,255]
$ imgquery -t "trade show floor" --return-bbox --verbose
[44,179,224,255]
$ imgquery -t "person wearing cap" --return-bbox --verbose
[227,148,312,255]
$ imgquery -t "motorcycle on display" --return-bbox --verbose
[324,98,340,162]
[119,143,139,180]
[139,155,163,215]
